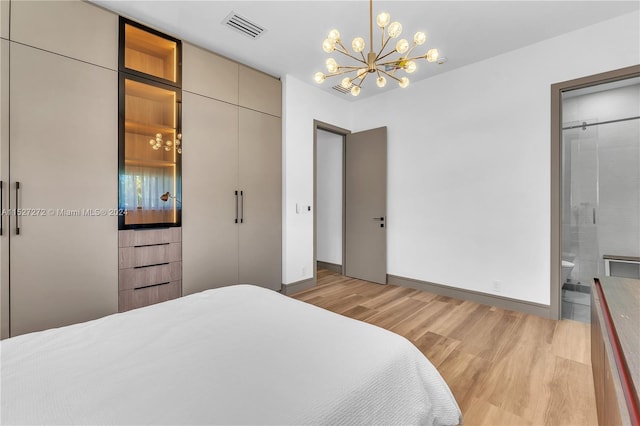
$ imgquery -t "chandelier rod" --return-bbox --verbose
[369,0,374,55]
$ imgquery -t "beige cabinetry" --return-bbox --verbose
[182,49,282,295]
[0,39,8,339]
[183,43,238,105]
[239,65,282,117]
[182,93,240,294]
[1,2,119,336]
[10,0,117,70]
[238,108,282,288]
[119,229,181,311]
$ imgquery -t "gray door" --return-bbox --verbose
[345,127,387,284]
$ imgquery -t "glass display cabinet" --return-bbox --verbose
[118,18,182,229]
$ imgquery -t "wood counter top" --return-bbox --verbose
[597,276,640,415]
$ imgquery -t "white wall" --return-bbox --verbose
[350,11,640,305]
[316,129,343,265]
[282,75,352,284]
[282,11,639,303]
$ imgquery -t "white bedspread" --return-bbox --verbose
[1,285,461,425]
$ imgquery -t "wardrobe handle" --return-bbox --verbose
[0,181,3,236]
[15,181,20,235]
[235,190,239,224]
[240,190,244,224]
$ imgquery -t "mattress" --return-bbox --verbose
[1,284,461,425]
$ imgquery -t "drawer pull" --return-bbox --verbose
[134,242,171,248]
[135,282,171,290]
[134,262,170,269]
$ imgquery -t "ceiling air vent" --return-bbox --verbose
[222,11,266,39]
[332,84,351,95]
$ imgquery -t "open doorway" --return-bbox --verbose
[316,127,346,275]
[550,65,640,320]
[313,120,388,285]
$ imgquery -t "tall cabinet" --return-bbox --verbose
[0,0,119,337]
[182,43,282,294]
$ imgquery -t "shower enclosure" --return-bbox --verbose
[561,77,640,320]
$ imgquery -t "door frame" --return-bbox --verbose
[313,120,350,284]
[550,64,640,320]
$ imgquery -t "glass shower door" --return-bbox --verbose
[561,77,640,320]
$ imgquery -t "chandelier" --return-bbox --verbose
[149,132,182,154]
[314,0,442,96]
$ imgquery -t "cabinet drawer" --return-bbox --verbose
[119,280,181,312]
[119,242,181,268]
[119,262,181,291]
[119,228,181,247]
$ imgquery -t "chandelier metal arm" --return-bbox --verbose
[376,48,399,62]
[375,34,392,61]
[334,44,368,64]
[327,69,361,78]
[377,67,403,83]
[356,72,369,87]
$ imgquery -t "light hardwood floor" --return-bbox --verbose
[291,269,598,426]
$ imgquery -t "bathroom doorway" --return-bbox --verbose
[555,70,640,321]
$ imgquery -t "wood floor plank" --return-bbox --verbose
[551,319,591,365]
[291,270,598,425]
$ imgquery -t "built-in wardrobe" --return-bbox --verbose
[0,0,282,338]
[181,44,282,294]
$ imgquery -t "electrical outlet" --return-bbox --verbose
[492,280,502,293]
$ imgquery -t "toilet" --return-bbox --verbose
[561,260,575,284]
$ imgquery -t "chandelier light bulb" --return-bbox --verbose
[405,60,417,73]
[314,72,326,84]
[152,144,160,150]
[327,29,341,41]
[341,77,352,89]
[325,58,338,73]
[149,139,155,145]
[376,76,387,87]
[350,85,361,96]
[177,148,182,154]
[322,38,335,53]
[388,21,402,38]
[164,146,171,152]
[414,32,427,45]
[399,77,410,88]
[156,133,162,139]
[376,12,390,28]
[166,140,173,147]
[425,48,440,62]
[396,39,409,54]
[352,37,365,53]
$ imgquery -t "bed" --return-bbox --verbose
[1,284,461,425]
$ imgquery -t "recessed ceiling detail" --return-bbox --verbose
[222,11,266,40]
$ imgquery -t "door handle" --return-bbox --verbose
[15,181,21,235]
[235,190,239,223]
[372,217,385,221]
[240,190,244,224]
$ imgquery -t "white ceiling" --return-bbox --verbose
[91,0,639,101]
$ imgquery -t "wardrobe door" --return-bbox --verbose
[9,43,118,336]
[238,108,281,290]
[0,39,8,339]
[182,92,240,295]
